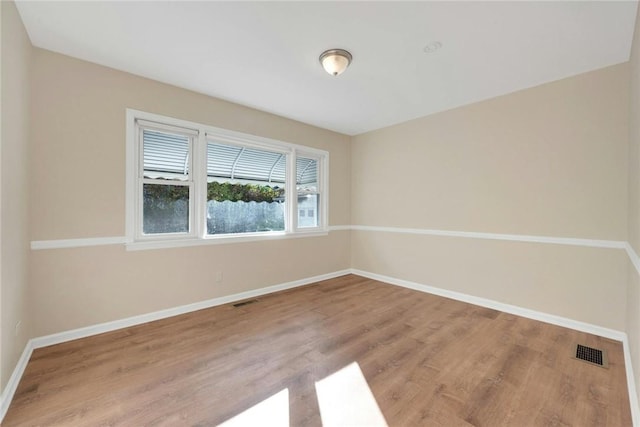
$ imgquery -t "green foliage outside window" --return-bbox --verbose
[207,181,284,202]
[144,181,284,203]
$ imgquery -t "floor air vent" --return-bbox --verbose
[233,299,259,308]
[574,344,608,368]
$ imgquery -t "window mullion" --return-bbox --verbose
[194,132,207,239]
[320,155,328,229]
[288,150,298,232]
[187,134,195,238]
[136,176,144,241]
[135,123,144,240]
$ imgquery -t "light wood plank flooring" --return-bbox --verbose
[3,275,632,426]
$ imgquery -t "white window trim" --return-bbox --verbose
[125,109,329,250]
[135,120,197,241]
[294,150,327,232]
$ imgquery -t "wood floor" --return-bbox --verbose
[3,275,632,426]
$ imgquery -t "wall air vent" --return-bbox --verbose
[233,299,259,308]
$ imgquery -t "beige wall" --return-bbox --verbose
[631,4,640,255]
[32,234,349,336]
[353,64,628,239]
[627,2,640,410]
[1,1,32,390]
[352,64,629,330]
[29,49,351,336]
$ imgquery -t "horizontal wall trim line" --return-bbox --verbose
[626,242,640,277]
[31,236,127,250]
[31,226,351,250]
[31,225,624,250]
[351,225,626,249]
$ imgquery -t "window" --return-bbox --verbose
[206,141,286,235]
[140,125,195,236]
[297,156,320,228]
[126,110,329,249]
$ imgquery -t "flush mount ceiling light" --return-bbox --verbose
[319,49,352,76]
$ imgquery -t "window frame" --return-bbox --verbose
[203,133,291,237]
[126,109,329,250]
[294,151,325,231]
[136,120,197,241]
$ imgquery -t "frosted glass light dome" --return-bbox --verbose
[319,49,352,76]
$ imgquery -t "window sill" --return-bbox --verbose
[125,229,329,251]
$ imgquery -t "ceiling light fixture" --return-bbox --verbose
[319,49,352,76]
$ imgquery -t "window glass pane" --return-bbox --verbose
[143,184,189,234]
[143,129,189,181]
[298,194,319,227]
[297,157,319,228]
[206,142,286,235]
[207,142,286,184]
[296,157,318,192]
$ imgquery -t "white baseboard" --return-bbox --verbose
[623,335,640,426]
[0,269,350,423]
[351,269,625,341]
[2,268,638,425]
[0,341,34,422]
[32,269,351,349]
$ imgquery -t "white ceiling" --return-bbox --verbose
[15,1,639,136]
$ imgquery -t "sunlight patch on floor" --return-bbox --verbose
[315,362,389,427]
[218,388,289,427]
